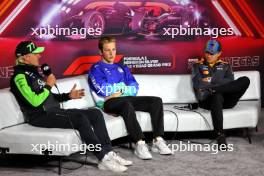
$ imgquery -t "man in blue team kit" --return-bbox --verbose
[88,36,172,160]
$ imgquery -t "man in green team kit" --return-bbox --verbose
[10,40,132,172]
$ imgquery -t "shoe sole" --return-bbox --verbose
[151,146,173,155]
[134,150,152,160]
[116,161,133,166]
[98,164,127,172]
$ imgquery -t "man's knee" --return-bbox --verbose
[70,113,89,128]
[150,96,163,105]
[238,76,250,87]
[122,101,134,110]
[119,101,135,117]
[87,108,103,118]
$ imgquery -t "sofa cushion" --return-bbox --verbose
[135,74,196,103]
[163,100,260,131]
[0,124,82,156]
[0,113,127,155]
[51,75,95,109]
[102,112,128,140]
[199,100,260,130]
[0,88,24,130]
[134,71,260,103]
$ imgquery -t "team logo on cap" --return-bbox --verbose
[26,42,36,52]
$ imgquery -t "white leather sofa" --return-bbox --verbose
[0,71,261,173]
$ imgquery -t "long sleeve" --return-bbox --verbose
[13,74,50,107]
[191,63,212,90]
[88,65,115,97]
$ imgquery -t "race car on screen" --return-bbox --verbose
[54,0,209,38]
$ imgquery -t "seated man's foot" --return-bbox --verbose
[216,133,228,151]
[151,137,173,155]
[108,151,133,166]
[134,141,152,160]
[98,154,128,172]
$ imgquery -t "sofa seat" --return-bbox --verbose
[0,124,82,156]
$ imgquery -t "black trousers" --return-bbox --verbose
[29,108,112,160]
[199,76,250,135]
[104,96,164,142]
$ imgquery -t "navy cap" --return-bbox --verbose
[204,40,221,55]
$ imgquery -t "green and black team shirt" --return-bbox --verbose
[10,64,70,122]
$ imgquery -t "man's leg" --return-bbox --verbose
[127,96,164,138]
[72,108,133,166]
[200,76,250,128]
[222,77,250,108]
[70,108,112,154]
[127,96,172,155]
[29,109,108,160]
[214,76,250,108]
[104,97,144,142]
[199,93,224,136]
[105,97,158,159]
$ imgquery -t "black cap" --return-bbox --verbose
[15,41,45,57]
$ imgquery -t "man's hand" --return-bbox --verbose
[202,77,212,83]
[46,74,56,87]
[69,84,85,99]
[105,91,122,101]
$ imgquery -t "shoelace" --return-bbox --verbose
[156,140,168,149]
[139,144,149,153]
[105,157,121,169]
[111,152,123,162]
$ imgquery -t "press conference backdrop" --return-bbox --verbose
[0,0,263,105]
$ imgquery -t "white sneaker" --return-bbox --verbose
[98,154,128,172]
[151,137,172,155]
[108,151,133,166]
[134,141,152,160]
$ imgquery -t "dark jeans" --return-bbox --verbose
[29,108,112,160]
[104,96,164,142]
[199,76,250,135]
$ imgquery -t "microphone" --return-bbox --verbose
[41,64,58,89]
[41,63,52,76]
